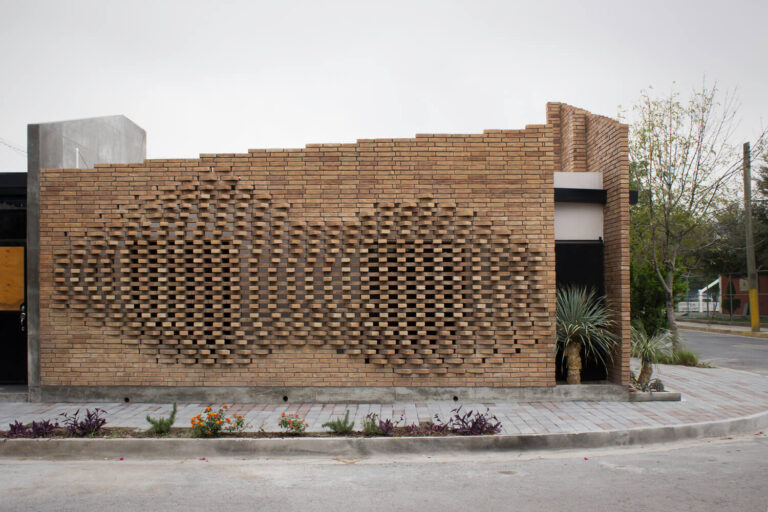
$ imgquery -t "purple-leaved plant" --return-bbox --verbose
[59,408,107,437]
[30,419,59,438]
[377,418,395,436]
[437,407,502,435]
[7,419,60,438]
[8,420,31,438]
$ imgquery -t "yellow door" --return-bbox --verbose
[0,246,24,311]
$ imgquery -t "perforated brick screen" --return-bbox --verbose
[53,175,548,376]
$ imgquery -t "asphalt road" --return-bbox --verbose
[1,435,767,511]
[679,329,768,375]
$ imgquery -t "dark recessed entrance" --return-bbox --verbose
[555,240,606,382]
[0,173,27,385]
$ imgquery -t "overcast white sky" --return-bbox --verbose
[1,0,767,171]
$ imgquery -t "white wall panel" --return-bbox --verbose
[555,203,603,240]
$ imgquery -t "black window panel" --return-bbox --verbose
[555,242,604,295]
[554,188,607,204]
[0,210,26,240]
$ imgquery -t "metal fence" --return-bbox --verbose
[677,270,768,320]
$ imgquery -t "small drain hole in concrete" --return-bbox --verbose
[124,397,130,403]
[453,396,458,402]
[282,395,288,402]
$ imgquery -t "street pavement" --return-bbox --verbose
[2,332,768,510]
[679,329,768,376]
[2,435,767,511]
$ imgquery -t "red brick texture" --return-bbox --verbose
[38,103,629,389]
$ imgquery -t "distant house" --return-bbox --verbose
[721,274,768,316]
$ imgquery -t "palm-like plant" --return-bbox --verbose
[556,286,617,384]
[630,323,672,384]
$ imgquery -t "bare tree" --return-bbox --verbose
[627,81,767,343]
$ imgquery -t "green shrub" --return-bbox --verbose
[672,348,699,367]
[630,262,669,335]
[321,410,354,435]
[146,403,177,435]
[654,347,700,367]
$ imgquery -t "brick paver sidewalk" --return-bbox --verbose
[2,363,767,435]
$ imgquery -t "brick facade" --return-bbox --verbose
[38,103,629,390]
[548,104,631,384]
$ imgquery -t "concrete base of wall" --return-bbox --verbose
[0,385,29,403]
[31,384,629,404]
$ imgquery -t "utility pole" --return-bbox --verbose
[743,142,761,332]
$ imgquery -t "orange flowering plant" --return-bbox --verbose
[278,412,308,434]
[189,405,249,438]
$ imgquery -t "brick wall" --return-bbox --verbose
[548,103,631,384]
[589,115,631,384]
[38,103,629,389]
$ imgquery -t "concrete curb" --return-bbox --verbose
[2,409,767,460]
[628,391,681,402]
[679,325,768,339]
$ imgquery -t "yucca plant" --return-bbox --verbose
[630,323,672,384]
[556,286,617,384]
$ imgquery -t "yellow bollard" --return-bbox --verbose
[748,289,760,332]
